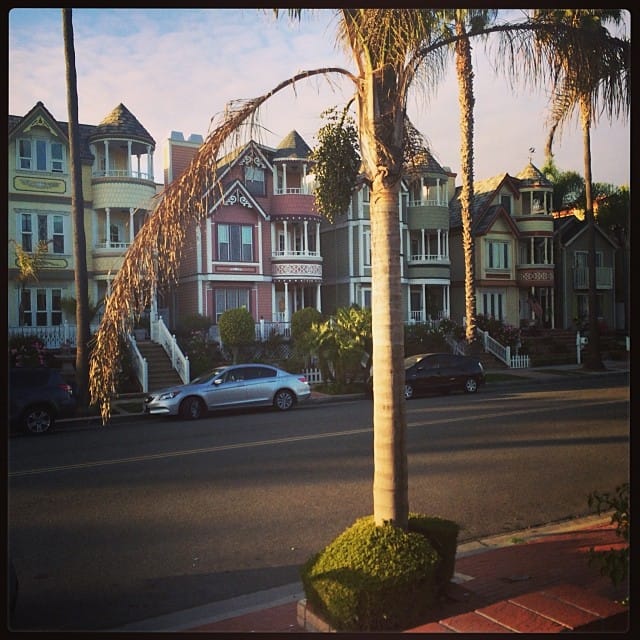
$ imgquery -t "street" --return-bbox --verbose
[8,374,629,631]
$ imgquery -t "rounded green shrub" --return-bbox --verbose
[301,515,441,631]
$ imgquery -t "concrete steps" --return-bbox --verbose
[135,340,183,391]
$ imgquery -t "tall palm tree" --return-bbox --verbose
[62,8,90,410]
[446,9,497,346]
[534,9,629,370]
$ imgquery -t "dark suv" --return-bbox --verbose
[9,367,77,434]
[403,353,485,398]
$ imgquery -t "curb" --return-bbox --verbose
[113,513,616,632]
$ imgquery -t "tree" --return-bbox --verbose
[89,8,629,531]
[534,9,630,369]
[62,8,91,410]
[218,307,255,363]
[9,239,51,325]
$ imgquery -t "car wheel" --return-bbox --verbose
[273,389,295,411]
[463,377,478,393]
[23,405,54,434]
[179,396,205,420]
[403,384,414,400]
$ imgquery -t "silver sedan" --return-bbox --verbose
[143,363,312,419]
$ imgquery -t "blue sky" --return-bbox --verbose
[8,8,630,187]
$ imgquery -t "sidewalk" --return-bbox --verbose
[115,514,628,633]
[98,360,629,633]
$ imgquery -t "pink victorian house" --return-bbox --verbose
[163,130,323,339]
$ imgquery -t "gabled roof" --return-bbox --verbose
[208,179,269,220]
[273,130,312,161]
[215,140,275,181]
[90,103,155,146]
[8,101,95,163]
[554,215,618,249]
[450,173,520,231]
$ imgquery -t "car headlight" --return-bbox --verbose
[159,390,182,400]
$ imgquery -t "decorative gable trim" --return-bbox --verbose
[209,179,269,220]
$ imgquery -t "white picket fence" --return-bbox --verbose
[302,368,323,384]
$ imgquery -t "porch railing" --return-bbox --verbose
[477,328,530,368]
[8,322,100,350]
[150,316,190,384]
[127,333,149,392]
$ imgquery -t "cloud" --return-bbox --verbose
[9,8,630,187]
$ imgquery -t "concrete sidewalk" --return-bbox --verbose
[114,513,628,633]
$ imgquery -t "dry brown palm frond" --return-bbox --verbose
[90,67,357,424]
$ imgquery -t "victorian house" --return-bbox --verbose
[163,129,323,339]
[553,214,618,331]
[320,144,455,324]
[449,162,556,329]
[8,101,158,347]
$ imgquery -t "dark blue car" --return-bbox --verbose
[9,367,77,434]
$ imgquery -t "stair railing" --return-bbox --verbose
[127,333,149,392]
[151,316,190,384]
[477,328,530,369]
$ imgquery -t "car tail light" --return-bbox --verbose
[298,376,308,384]
[58,383,73,396]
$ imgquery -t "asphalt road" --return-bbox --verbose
[7,374,629,631]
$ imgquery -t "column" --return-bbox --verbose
[316,222,320,257]
[283,221,289,254]
[303,220,309,254]
[147,144,154,180]
[284,282,290,321]
[105,207,111,248]
[129,208,135,243]
[257,220,263,271]
[316,283,321,311]
[282,164,287,193]
[104,141,110,175]
[127,140,132,176]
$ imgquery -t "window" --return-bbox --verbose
[482,292,504,321]
[244,165,265,196]
[500,195,512,214]
[215,289,250,322]
[218,224,253,262]
[363,229,371,266]
[487,240,509,269]
[20,212,66,254]
[574,250,602,268]
[20,288,63,326]
[17,138,66,173]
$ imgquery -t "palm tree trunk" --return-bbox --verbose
[455,20,477,346]
[370,183,408,527]
[63,9,90,409]
[580,98,604,370]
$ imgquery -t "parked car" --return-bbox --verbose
[143,363,312,419]
[9,367,77,434]
[403,353,485,398]
[367,353,486,399]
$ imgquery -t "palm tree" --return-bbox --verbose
[448,9,497,346]
[535,10,629,370]
[89,9,628,531]
[62,8,91,410]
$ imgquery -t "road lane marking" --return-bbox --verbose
[9,398,626,478]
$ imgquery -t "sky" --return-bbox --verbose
[8,8,631,188]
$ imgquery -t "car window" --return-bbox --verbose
[255,366,276,379]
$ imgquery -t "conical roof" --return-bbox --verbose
[273,130,312,161]
[90,103,155,146]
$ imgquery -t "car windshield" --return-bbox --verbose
[190,368,228,385]
[404,354,429,368]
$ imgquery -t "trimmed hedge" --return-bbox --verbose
[300,513,459,631]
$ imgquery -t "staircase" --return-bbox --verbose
[135,340,183,391]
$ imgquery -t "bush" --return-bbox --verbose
[218,307,256,363]
[300,514,453,631]
[587,483,629,597]
[9,335,56,368]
